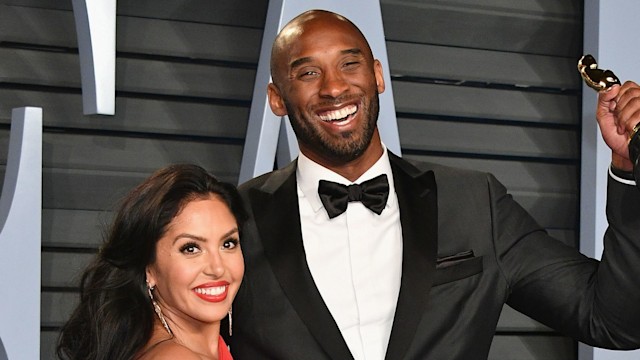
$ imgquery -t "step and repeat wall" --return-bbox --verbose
[0,1,584,358]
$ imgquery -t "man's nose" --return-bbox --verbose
[319,70,349,98]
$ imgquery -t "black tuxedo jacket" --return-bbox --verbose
[229,153,640,359]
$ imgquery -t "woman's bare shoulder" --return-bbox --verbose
[137,340,202,360]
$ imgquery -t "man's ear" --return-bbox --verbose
[267,83,288,116]
[373,59,385,94]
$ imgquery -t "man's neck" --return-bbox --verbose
[302,137,384,182]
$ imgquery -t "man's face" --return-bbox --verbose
[268,15,385,166]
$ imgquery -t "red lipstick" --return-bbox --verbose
[193,281,229,303]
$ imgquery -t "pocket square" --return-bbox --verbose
[436,250,475,269]
[434,252,483,286]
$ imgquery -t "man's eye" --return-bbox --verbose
[343,61,360,70]
[299,70,319,79]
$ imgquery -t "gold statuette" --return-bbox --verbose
[577,54,621,91]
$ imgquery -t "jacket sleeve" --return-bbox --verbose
[494,174,640,349]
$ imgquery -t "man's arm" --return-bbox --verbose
[499,82,640,348]
[596,81,640,173]
[494,172,640,348]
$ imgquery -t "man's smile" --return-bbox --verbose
[318,104,358,122]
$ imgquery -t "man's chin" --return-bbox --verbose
[322,143,367,163]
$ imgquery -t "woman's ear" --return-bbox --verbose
[145,266,156,288]
[267,83,288,117]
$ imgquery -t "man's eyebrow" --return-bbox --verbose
[290,56,313,71]
[289,48,364,71]
[341,48,363,56]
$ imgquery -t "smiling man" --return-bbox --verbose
[229,9,640,360]
[267,13,385,179]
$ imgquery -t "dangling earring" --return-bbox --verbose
[147,283,173,336]
[228,307,233,337]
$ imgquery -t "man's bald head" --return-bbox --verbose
[270,10,374,87]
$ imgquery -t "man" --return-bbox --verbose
[229,9,640,360]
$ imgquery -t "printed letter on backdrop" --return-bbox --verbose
[0,107,43,360]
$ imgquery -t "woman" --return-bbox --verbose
[57,164,247,360]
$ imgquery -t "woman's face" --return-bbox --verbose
[146,195,244,329]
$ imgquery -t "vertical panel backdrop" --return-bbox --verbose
[0,1,583,359]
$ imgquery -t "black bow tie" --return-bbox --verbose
[318,174,389,219]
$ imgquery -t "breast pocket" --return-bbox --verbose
[434,250,483,286]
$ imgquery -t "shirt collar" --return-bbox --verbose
[296,144,396,213]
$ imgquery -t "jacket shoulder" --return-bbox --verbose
[238,160,297,195]
[396,156,494,184]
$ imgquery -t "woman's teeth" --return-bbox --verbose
[194,286,225,296]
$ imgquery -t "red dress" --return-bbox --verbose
[218,336,233,360]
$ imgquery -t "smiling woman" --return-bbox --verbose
[56,164,247,360]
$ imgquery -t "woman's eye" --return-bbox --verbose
[180,243,201,254]
[223,238,240,250]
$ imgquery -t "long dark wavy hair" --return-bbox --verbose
[56,164,247,360]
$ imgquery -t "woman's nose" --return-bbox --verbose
[203,251,225,277]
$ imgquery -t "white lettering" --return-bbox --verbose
[72,0,117,115]
[0,107,43,359]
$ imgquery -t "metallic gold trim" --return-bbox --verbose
[577,54,621,91]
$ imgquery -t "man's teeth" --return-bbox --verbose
[194,286,226,296]
[319,105,357,122]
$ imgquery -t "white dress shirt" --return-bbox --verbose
[296,145,403,360]
[609,164,637,186]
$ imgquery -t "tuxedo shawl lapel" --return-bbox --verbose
[385,153,438,360]
[247,161,353,359]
